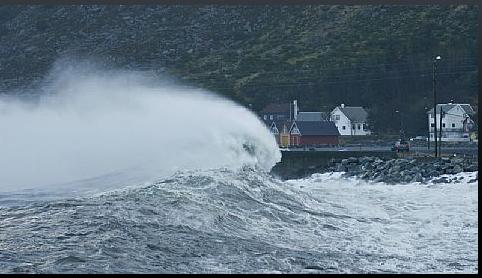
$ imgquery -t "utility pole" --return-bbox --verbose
[433,56,441,157]
[427,127,430,150]
[396,109,404,141]
[425,107,430,150]
[439,106,444,156]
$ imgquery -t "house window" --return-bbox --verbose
[357,124,361,130]
[342,126,346,130]
[291,127,300,135]
[442,123,446,128]
[352,124,356,130]
[335,115,340,120]
[452,123,455,128]
[270,115,273,120]
[363,124,367,130]
[431,123,435,127]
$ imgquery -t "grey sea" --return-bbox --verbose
[0,168,478,274]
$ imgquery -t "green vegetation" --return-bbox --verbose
[0,5,477,136]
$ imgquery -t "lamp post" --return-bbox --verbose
[432,55,441,157]
[395,110,405,142]
[439,106,445,156]
[425,107,430,150]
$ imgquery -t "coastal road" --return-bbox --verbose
[283,145,478,156]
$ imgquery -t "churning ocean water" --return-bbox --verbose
[0,65,478,273]
[0,168,478,274]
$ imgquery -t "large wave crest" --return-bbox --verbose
[0,60,281,192]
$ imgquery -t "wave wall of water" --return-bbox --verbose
[0,60,281,193]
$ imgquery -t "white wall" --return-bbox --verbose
[330,107,371,136]
[428,105,470,142]
[331,107,352,135]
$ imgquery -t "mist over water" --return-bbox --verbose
[0,61,281,192]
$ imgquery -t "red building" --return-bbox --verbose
[289,121,340,146]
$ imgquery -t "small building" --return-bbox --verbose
[289,121,340,146]
[427,103,476,142]
[330,104,371,136]
[261,100,341,146]
[264,119,292,147]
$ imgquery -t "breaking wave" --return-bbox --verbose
[0,60,281,193]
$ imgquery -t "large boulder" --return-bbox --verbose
[464,164,478,172]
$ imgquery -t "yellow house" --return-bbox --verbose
[265,120,291,147]
[279,123,290,147]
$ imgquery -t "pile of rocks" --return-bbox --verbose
[326,156,478,184]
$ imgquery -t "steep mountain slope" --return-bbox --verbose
[0,5,477,134]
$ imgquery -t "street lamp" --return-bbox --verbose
[432,55,441,157]
[395,110,405,141]
[424,106,430,150]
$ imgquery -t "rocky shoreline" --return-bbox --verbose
[325,156,478,184]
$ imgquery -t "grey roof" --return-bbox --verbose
[338,106,368,122]
[320,112,331,121]
[427,103,475,116]
[297,111,331,121]
[297,112,322,121]
[293,121,340,136]
[461,104,476,115]
[260,103,291,113]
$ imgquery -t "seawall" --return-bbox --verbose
[270,150,397,180]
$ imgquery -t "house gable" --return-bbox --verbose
[289,122,301,135]
[331,107,351,135]
[427,103,474,117]
[453,104,471,118]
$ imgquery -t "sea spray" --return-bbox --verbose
[0,167,477,273]
[0,60,281,192]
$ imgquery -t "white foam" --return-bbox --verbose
[0,60,281,192]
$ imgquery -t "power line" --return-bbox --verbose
[179,64,478,85]
[181,60,477,78]
[182,69,477,91]
[184,65,476,80]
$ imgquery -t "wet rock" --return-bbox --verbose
[347,157,358,164]
[449,165,463,174]
[464,165,478,172]
[413,172,423,183]
[433,177,449,184]
[327,155,477,185]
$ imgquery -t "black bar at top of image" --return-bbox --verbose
[1,0,480,6]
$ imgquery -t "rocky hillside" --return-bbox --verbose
[0,5,478,134]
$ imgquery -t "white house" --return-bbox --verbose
[427,103,476,142]
[330,104,371,136]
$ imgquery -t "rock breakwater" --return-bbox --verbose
[326,156,478,184]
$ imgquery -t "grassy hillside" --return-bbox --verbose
[0,5,477,135]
